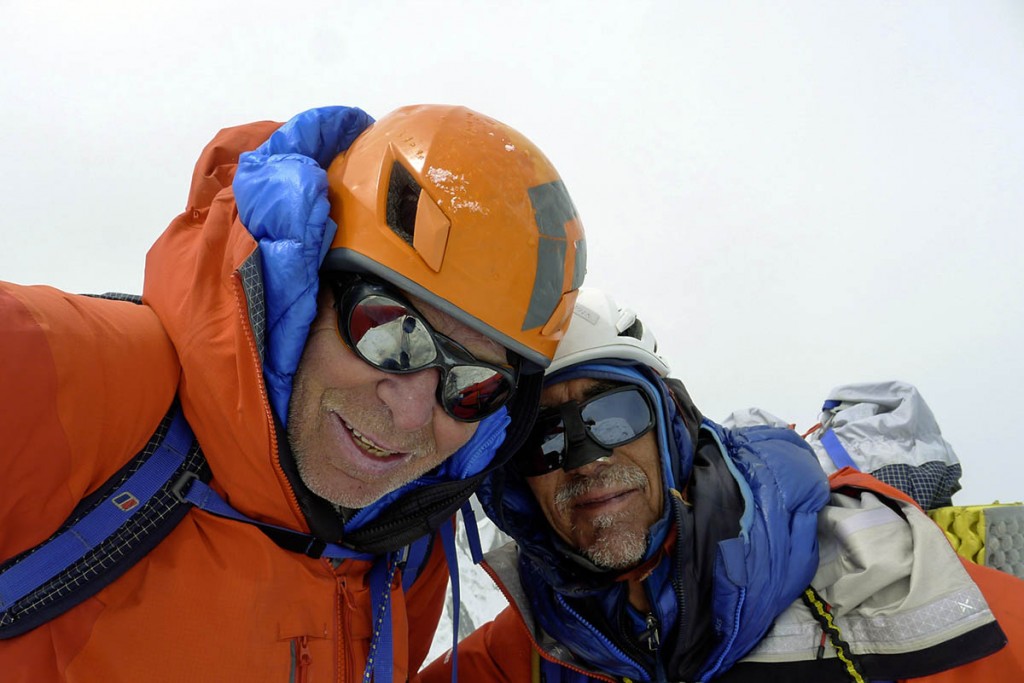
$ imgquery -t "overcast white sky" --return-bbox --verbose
[2,1,1022,505]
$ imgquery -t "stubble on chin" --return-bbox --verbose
[553,465,652,571]
[581,513,649,570]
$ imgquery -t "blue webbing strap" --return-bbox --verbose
[820,429,859,471]
[0,409,193,609]
[180,479,371,561]
[363,554,397,683]
[439,520,461,683]
[460,501,484,566]
[400,534,432,592]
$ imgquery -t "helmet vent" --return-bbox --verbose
[385,161,420,246]
[621,317,644,341]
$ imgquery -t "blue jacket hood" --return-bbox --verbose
[478,362,694,593]
[478,364,830,680]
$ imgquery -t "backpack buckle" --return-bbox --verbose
[170,470,200,503]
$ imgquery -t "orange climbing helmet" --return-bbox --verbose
[323,104,586,369]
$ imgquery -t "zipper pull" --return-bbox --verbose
[642,613,661,652]
[294,635,313,683]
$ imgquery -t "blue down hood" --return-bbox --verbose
[478,363,829,680]
[479,362,692,594]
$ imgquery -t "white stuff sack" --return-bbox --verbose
[805,380,962,509]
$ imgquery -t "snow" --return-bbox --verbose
[426,496,513,665]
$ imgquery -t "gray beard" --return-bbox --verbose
[554,464,652,570]
[584,512,650,570]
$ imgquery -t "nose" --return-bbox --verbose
[377,368,441,431]
[560,435,614,473]
[566,454,613,476]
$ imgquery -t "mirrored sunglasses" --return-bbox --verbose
[329,275,518,422]
[515,385,655,476]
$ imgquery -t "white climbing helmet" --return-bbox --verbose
[548,286,670,377]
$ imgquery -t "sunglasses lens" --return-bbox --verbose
[443,366,513,421]
[580,389,653,448]
[514,386,654,476]
[539,429,566,461]
[348,295,438,370]
[338,280,517,422]
[515,415,566,476]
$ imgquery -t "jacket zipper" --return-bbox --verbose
[338,575,351,683]
[556,592,647,675]
[291,635,312,683]
[670,494,687,614]
[612,586,665,682]
[480,561,619,683]
[669,493,689,662]
[232,272,305,522]
[642,612,669,683]
[642,613,661,652]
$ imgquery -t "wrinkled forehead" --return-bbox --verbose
[405,291,509,365]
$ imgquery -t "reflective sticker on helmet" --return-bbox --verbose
[523,181,586,330]
[572,237,587,290]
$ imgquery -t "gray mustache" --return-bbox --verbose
[554,465,648,511]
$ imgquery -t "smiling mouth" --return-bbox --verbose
[340,418,403,459]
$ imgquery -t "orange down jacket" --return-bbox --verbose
[0,120,449,682]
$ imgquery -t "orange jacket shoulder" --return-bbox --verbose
[0,282,178,557]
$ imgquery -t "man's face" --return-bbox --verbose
[526,378,664,570]
[287,287,509,508]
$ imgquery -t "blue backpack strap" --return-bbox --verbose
[460,500,485,565]
[0,398,376,640]
[178,478,370,561]
[820,429,859,472]
[438,519,462,683]
[396,501,479,594]
[399,533,435,592]
[363,553,399,683]
[430,502,488,683]
[0,401,209,639]
[818,399,859,472]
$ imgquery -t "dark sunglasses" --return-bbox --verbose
[328,275,518,422]
[514,385,655,476]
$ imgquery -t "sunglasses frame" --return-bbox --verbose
[516,384,656,476]
[326,274,518,423]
